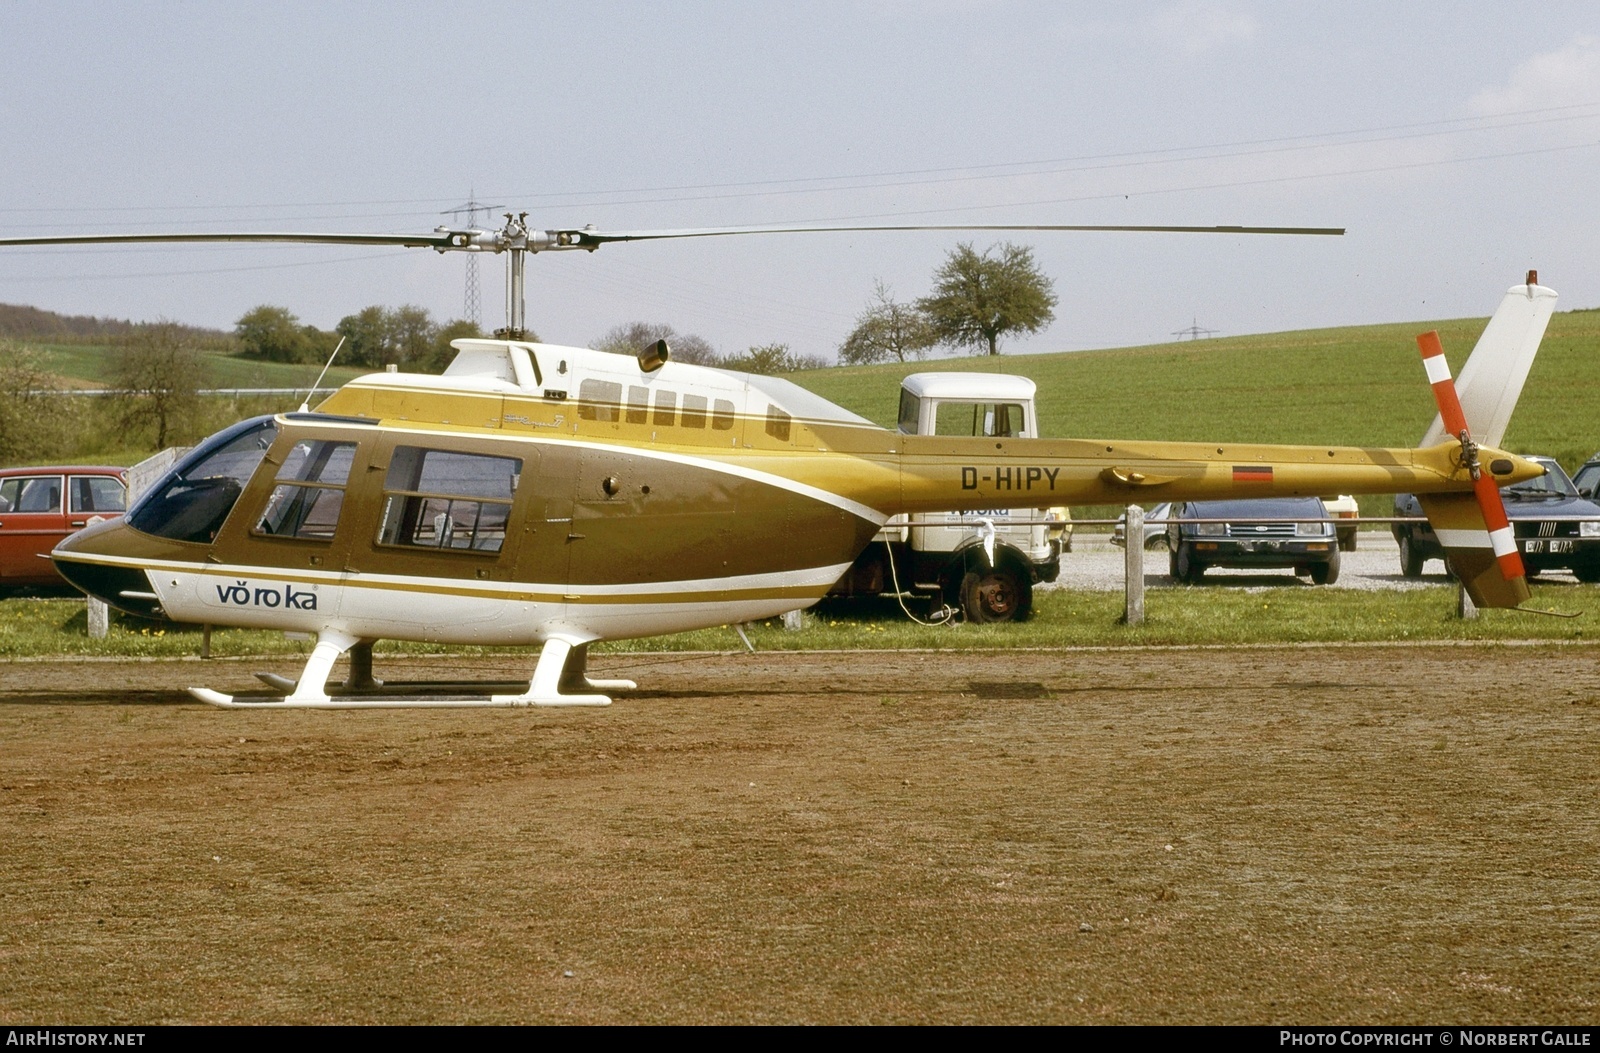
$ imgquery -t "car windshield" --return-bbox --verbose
[1503,458,1577,499]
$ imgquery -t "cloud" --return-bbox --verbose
[1470,35,1600,115]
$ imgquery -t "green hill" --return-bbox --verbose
[789,309,1600,473]
[18,341,368,391]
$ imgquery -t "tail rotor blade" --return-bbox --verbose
[1416,330,1525,584]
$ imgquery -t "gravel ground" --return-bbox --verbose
[1055,530,1583,592]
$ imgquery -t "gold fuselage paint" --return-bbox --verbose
[53,344,1543,645]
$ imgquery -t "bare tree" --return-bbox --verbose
[112,320,209,448]
[839,280,936,365]
[594,321,720,365]
[0,342,62,462]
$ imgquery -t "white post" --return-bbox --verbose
[1457,582,1478,620]
[782,609,805,631]
[1123,505,1145,626]
[87,598,109,638]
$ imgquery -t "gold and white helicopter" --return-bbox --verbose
[0,216,1554,708]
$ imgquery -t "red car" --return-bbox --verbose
[0,466,128,591]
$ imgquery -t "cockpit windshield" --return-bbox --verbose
[128,417,279,542]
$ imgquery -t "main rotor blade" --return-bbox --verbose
[563,222,1345,247]
[0,231,457,249]
[0,221,1344,253]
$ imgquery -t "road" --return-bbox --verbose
[1054,531,1582,592]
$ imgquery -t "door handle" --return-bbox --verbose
[70,520,86,527]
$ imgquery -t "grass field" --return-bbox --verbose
[24,341,368,391]
[2,583,1593,662]
[793,308,1600,473]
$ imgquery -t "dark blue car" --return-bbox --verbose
[1391,456,1600,582]
[1165,496,1339,584]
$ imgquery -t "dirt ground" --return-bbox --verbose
[1,645,1597,1025]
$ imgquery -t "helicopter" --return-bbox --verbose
[0,216,1553,708]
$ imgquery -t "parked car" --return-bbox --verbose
[1111,502,1172,550]
[1574,452,1599,503]
[1166,497,1339,584]
[1391,455,1600,582]
[0,466,128,591]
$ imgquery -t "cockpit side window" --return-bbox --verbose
[253,440,358,541]
[128,418,278,543]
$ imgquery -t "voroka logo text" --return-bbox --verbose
[213,580,319,610]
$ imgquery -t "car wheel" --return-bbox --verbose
[960,568,1032,623]
[1399,533,1425,578]
[1574,560,1600,584]
[1170,542,1205,583]
[1145,533,1168,551]
[1310,548,1341,585]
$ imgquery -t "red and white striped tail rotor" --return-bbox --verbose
[1417,331,1524,582]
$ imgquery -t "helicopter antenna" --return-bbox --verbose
[300,335,347,413]
[442,191,501,327]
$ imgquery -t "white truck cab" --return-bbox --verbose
[828,372,1068,622]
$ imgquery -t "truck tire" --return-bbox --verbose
[1310,548,1341,585]
[1170,541,1205,583]
[1398,533,1425,578]
[960,568,1032,623]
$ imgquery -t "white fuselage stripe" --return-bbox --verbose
[57,549,853,599]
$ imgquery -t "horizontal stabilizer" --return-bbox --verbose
[1420,280,1555,448]
[1417,492,1530,608]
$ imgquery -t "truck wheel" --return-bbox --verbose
[960,569,1032,623]
[1170,542,1205,583]
[1339,527,1357,552]
[1310,548,1341,585]
[1398,533,1425,578]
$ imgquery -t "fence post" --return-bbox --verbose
[1123,505,1145,626]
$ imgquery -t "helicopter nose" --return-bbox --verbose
[51,519,165,620]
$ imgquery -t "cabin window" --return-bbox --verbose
[577,379,622,422]
[69,476,126,515]
[377,446,522,554]
[765,405,791,442]
[626,385,649,424]
[712,399,735,431]
[933,401,1027,438]
[652,390,676,426]
[897,390,921,434]
[253,440,357,541]
[129,416,278,543]
[682,394,708,429]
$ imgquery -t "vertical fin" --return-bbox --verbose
[1419,277,1555,448]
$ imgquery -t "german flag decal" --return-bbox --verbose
[1232,465,1273,482]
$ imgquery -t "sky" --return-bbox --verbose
[2,1,1598,362]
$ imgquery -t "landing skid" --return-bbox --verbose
[189,633,633,709]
